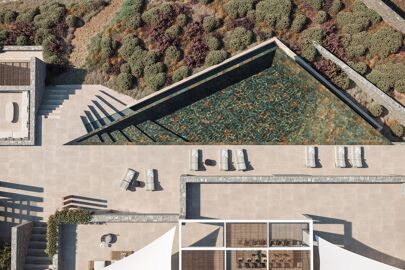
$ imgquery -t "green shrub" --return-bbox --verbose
[366,63,405,92]
[34,28,52,45]
[116,72,134,90]
[304,0,323,10]
[4,10,18,24]
[0,241,11,270]
[299,27,324,50]
[145,72,166,90]
[206,36,221,50]
[368,27,402,59]
[16,7,39,22]
[256,0,292,28]
[349,31,369,47]
[291,14,307,33]
[127,47,146,77]
[301,46,317,62]
[165,24,182,39]
[130,0,145,13]
[127,13,142,29]
[390,122,404,137]
[144,62,165,76]
[395,79,405,94]
[118,35,141,61]
[164,46,182,65]
[368,103,383,117]
[332,73,350,90]
[143,50,161,66]
[227,27,253,52]
[203,16,221,32]
[176,14,188,27]
[224,0,254,19]
[46,209,92,257]
[349,61,368,75]
[172,66,190,82]
[66,15,81,28]
[205,50,228,66]
[120,63,131,74]
[276,16,290,30]
[346,45,366,58]
[141,6,160,26]
[328,0,343,15]
[16,36,28,46]
[352,0,381,26]
[315,11,328,24]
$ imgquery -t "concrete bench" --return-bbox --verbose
[5,102,18,123]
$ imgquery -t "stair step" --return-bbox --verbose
[38,109,62,115]
[27,249,48,257]
[30,234,46,241]
[28,241,47,249]
[40,99,65,106]
[23,264,52,270]
[39,105,62,110]
[43,115,61,119]
[33,222,47,227]
[25,256,52,264]
[44,93,70,99]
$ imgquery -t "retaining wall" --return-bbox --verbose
[11,221,33,270]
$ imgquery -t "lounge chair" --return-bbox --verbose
[120,168,136,191]
[190,149,199,171]
[145,169,155,191]
[219,149,229,171]
[335,146,346,168]
[352,146,363,168]
[305,146,316,168]
[236,149,247,171]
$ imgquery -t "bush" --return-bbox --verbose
[141,6,161,26]
[118,35,141,61]
[164,46,182,65]
[368,103,383,117]
[172,66,190,82]
[16,36,28,46]
[301,46,317,61]
[346,45,366,58]
[4,10,18,24]
[165,24,182,39]
[256,0,292,28]
[390,122,404,137]
[329,0,343,15]
[120,63,131,74]
[206,36,221,50]
[0,241,11,270]
[367,63,405,92]
[203,16,220,32]
[332,73,350,90]
[116,72,134,91]
[127,13,142,29]
[143,50,161,66]
[291,14,306,33]
[395,79,405,94]
[144,62,165,76]
[46,209,92,257]
[315,11,328,24]
[276,16,290,30]
[352,0,381,26]
[227,27,253,52]
[349,61,368,75]
[368,27,403,59]
[16,7,39,23]
[66,15,81,28]
[34,28,52,45]
[304,0,322,10]
[130,0,145,13]
[176,14,188,27]
[224,0,254,19]
[145,72,166,90]
[205,50,228,66]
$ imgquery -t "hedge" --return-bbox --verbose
[172,66,190,82]
[46,209,92,257]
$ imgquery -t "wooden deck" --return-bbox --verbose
[0,62,30,86]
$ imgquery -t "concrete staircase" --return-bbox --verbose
[38,86,77,119]
[24,222,52,270]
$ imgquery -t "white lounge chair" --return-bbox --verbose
[146,169,155,191]
[335,146,346,168]
[94,260,106,270]
[220,149,229,171]
[236,149,247,171]
[305,146,316,168]
[352,146,363,168]
[120,169,136,191]
[190,149,199,171]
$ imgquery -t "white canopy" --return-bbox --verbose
[104,227,176,270]
[317,237,401,270]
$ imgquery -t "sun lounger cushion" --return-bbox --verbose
[305,146,316,168]
[146,169,155,191]
[220,149,229,171]
[335,146,346,168]
[190,149,199,171]
[121,169,136,191]
[94,261,106,270]
[352,146,363,168]
[236,149,247,171]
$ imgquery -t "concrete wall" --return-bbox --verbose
[11,221,33,270]
[0,46,43,61]
[361,0,405,34]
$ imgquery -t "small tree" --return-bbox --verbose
[291,14,306,33]
[390,122,404,138]
[315,11,328,24]
[227,27,253,52]
[368,103,383,117]
[205,50,228,66]
[116,72,134,91]
[172,66,190,82]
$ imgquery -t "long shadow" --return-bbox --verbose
[95,95,125,116]
[0,181,43,193]
[99,90,127,106]
[190,227,222,247]
[62,195,108,211]
[92,100,115,122]
[307,214,405,269]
